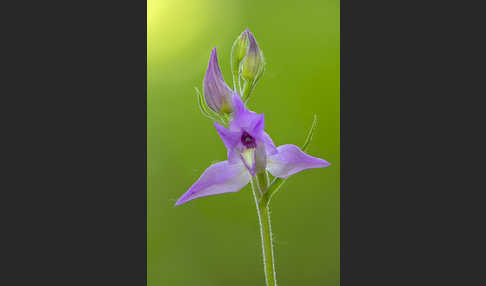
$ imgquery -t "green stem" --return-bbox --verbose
[251,177,277,286]
[250,115,318,285]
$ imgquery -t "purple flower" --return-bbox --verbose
[203,47,234,114]
[175,94,330,206]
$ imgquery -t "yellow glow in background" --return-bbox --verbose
[148,0,209,64]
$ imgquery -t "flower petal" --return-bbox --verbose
[175,161,251,206]
[254,141,267,174]
[262,132,278,155]
[214,122,238,148]
[266,144,330,178]
[214,122,242,163]
[250,114,264,137]
[231,91,247,117]
[230,94,264,136]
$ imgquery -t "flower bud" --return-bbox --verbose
[231,29,249,77]
[241,29,264,82]
[203,47,234,114]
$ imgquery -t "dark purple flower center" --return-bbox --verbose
[241,131,256,149]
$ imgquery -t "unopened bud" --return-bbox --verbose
[203,47,234,114]
[241,29,264,82]
[231,28,249,76]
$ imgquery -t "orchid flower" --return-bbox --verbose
[175,28,331,286]
[175,94,330,206]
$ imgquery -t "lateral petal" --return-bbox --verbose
[266,144,330,178]
[175,161,251,206]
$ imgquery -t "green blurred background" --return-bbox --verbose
[148,0,339,285]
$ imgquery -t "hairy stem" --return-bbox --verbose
[251,177,277,286]
[250,116,318,285]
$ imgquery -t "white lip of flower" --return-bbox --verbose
[240,148,255,174]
